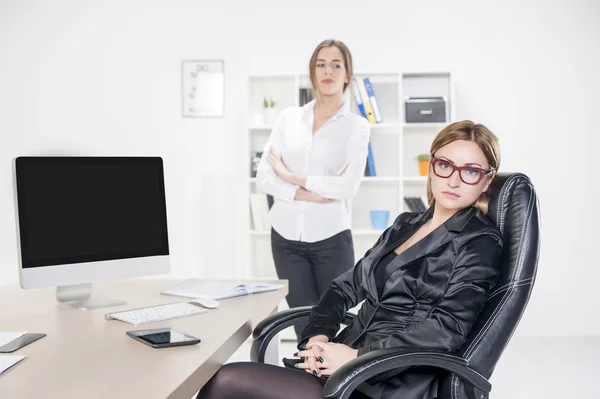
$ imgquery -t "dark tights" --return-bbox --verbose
[196,362,372,399]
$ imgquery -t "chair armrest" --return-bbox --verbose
[250,306,356,363]
[323,347,491,399]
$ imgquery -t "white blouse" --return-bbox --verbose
[256,100,371,243]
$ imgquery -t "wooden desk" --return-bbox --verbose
[0,278,287,399]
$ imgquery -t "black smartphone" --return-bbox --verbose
[126,328,200,349]
[0,333,46,353]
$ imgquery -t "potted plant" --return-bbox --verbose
[417,153,431,176]
[262,96,278,126]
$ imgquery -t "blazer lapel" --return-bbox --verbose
[375,207,435,257]
[377,206,479,288]
[386,223,456,272]
[362,209,431,296]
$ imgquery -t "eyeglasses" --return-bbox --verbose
[430,156,494,185]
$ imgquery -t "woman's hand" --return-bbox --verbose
[292,165,349,203]
[294,335,329,376]
[268,148,298,185]
[294,188,334,204]
[296,341,358,377]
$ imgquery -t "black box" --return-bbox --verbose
[405,97,447,123]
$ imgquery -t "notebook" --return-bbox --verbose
[161,279,285,300]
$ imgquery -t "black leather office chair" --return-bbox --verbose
[251,173,541,399]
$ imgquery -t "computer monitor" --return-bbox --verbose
[13,156,170,309]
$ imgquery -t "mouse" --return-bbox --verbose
[189,298,220,309]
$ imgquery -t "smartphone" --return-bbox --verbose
[126,328,200,349]
[0,333,46,353]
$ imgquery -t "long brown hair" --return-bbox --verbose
[309,39,353,94]
[426,120,501,214]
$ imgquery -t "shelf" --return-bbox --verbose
[355,74,400,84]
[402,123,447,130]
[248,125,273,131]
[403,176,427,183]
[361,177,401,183]
[402,71,452,78]
[371,122,399,128]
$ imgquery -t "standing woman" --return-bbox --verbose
[256,39,371,339]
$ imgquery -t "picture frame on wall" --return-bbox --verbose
[181,60,224,118]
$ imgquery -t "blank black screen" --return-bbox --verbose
[15,157,169,268]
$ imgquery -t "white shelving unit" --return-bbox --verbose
[244,72,455,279]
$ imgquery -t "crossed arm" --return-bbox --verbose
[267,148,347,203]
[256,110,370,203]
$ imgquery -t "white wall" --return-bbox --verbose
[1,0,598,336]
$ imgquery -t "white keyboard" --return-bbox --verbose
[105,302,209,325]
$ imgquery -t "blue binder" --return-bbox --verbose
[351,78,377,176]
[366,142,377,177]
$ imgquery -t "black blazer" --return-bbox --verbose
[300,206,503,399]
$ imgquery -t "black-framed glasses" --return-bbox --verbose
[430,156,494,185]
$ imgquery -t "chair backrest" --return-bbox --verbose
[439,173,541,399]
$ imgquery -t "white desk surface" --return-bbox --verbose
[0,278,288,399]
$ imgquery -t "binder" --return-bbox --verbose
[351,79,367,119]
[355,77,377,124]
[363,77,383,123]
[404,197,416,212]
[299,88,314,106]
[352,78,377,176]
[404,197,427,212]
[366,142,377,177]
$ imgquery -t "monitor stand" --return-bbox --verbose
[56,283,126,310]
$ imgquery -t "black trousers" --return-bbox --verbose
[271,228,355,339]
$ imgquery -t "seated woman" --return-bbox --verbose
[197,120,503,399]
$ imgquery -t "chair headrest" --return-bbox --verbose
[486,172,540,283]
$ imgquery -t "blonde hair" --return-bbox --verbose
[426,120,501,215]
[309,39,353,94]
